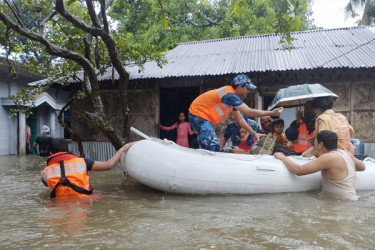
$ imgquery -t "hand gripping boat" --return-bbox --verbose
[123,128,375,194]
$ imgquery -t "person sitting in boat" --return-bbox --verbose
[259,116,273,134]
[235,128,257,153]
[220,114,260,150]
[160,112,195,148]
[41,138,134,199]
[189,74,283,152]
[285,101,316,155]
[272,118,287,146]
[274,130,365,200]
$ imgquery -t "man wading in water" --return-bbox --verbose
[41,138,134,199]
[274,130,365,200]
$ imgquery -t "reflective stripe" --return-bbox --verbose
[41,172,48,182]
[214,105,227,121]
[42,162,87,179]
[298,134,308,138]
[222,103,232,113]
[217,87,228,98]
[296,140,309,145]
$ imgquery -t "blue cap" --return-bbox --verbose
[232,74,256,90]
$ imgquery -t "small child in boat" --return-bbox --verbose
[272,118,287,146]
[160,112,195,148]
[237,128,256,153]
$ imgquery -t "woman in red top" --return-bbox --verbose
[160,112,195,147]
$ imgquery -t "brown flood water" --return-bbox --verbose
[1,155,375,249]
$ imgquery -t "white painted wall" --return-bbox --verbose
[0,74,68,155]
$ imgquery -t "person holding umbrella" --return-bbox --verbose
[268,83,339,156]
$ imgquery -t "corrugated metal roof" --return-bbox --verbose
[29,25,375,86]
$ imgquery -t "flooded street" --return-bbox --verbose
[2,155,375,249]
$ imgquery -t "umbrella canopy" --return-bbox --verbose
[267,83,338,110]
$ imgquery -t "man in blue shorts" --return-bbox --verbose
[189,74,283,152]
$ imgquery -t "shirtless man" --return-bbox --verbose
[274,130,365,200]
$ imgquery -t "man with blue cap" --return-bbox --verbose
[189,74,283,152]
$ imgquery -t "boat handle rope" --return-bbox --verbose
[129,127,316,162]
[130,127,151,140]
[162,138,178,146]
[363,157,375,163]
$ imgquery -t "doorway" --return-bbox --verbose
[159,87,200,145]
[26,114,37,154]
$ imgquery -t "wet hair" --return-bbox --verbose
[317,130,338,150]
[50,138,70,153]
[312,97,334,111]
[304,100,313,108]
[272,118,284,127]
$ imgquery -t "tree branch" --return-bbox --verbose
[99,0,109,33]
[55,0,101,36]
[84,36,92,63]
[0,10,101,107]
[85,0,102,28]
[85,111,123,150]
[57,96,85,157]
[40,11,57,36]
[4,0,25,27]
[95,37,100,69]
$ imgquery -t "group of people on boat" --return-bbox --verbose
[182,74,363,200]
[39,74,364,201]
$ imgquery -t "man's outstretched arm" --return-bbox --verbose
[235,104,283,118]
[92,142,135,171]
[274,152,328,176]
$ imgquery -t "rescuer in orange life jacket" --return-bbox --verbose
[189,74,283,152]
[41,138,134,199]
[285,101,316,155]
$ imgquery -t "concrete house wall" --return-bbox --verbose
[0,62,68,156]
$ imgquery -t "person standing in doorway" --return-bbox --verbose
[33,125,52,157]
[160,112,195,147]
[25,124,31,154]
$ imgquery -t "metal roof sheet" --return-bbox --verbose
[29,26,375,86]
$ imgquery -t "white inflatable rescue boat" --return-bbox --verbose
[123,128,375,194]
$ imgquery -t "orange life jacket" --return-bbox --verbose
[41,152,93,198]
[294,121,315,153]
[189,86,236,125]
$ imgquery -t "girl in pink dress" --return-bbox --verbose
[160,112,195,147]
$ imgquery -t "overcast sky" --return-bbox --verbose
[312,0,364,28]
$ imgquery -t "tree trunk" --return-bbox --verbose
[57,97,85,157]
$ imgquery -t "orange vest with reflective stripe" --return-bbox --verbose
[41,155,93,199]
[189,86,236,125]
[294,121,315,153]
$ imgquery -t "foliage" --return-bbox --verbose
[110,0,313,51]
[345,0,375,25]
